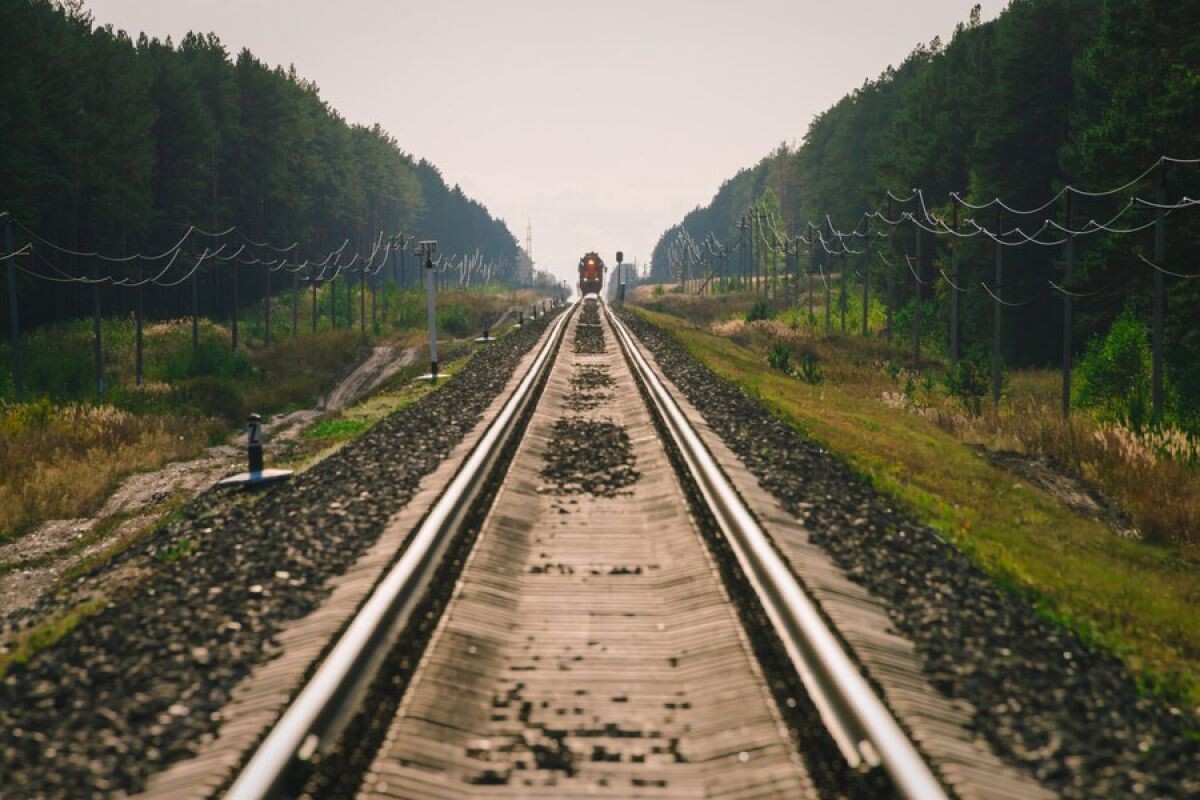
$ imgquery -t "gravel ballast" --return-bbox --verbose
[540,417,639,497]
[573,299,606,355]
[0,312,562,798]
[617,308,1199,800]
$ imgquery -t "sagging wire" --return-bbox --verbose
[980,281,1046,308]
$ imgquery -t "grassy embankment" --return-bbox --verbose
[0,311,502,678]
[631,288,1199,712]
[0,283,545,543]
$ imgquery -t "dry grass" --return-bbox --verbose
[666,304,1200,554]
[0,401,213,542]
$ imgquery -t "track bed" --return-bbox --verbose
[357,301,813,798]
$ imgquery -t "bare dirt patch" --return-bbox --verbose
[978,448,1139,539]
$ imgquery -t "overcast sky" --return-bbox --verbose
[83,0,1007,284]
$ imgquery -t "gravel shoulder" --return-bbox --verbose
[617,306,1199,800]
[0,312,562,798]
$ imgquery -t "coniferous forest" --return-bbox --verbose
[0,0,522,332]
[651,0,1200,428]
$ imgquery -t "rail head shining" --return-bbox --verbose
[226,305,573,800]
[606,305,947,800]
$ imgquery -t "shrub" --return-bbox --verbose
[1075,308,1153,430]
[944,359,989,415]
[798,352,823,385]
[163,338,252,382]
[653,284,666,297]
[170,376,243,425]
[746,299,772,322]
[23,338,96,401]
[766,342,792,374]
[437,304,472,337]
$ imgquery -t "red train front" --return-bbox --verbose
[578,252,604,296]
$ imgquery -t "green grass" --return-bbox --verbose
[633,305,1200,712]
[304,417,373,442]
[153,537,195,564]
[0,596,108,677]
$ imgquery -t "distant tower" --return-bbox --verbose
[516,219,534,285]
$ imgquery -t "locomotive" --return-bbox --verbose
[578,252,604,296]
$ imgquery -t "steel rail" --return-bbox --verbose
[226,303,574,800]
[606,304,948,800]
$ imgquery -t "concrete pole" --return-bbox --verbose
[424,244,439,381]
[1061,193,1074,419]
[4,220,23,399]
[991,211,1004,407]
[1152,165,1166,420]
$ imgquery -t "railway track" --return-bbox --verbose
[222,297,947,799]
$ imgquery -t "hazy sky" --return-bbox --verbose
[83,0,1007,284]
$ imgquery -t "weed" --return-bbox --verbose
[0,597,108,677]
[746,299,772,322]
[766,342,792,374]
[798,352,823,385]
[154,538,196,563]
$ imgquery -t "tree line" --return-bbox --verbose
[0,0,522,332]
[651,0,1199,426]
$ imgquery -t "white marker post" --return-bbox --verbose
[216,413,293,487]
[421,240,439,383]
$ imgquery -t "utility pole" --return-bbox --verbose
[737,216,747,290]
[949,204,959,366]
[861,240,870,338]
[749,210,758,297]
[914,226,922,370]
[207,142,217,351]
[824,255,831,333]
[421,240,439,381]
[4,218,23,399]
[191,252,199,349]
[885,197,894,343]
[232,261,239,351]
[291,263,299,338]
[264,261,272,346]
[839,248,847,332]
[92,262,103,396]
[135,262,144,388]
[991,209,1004,406]
[1152,162,1166,420]
[807,229,815,320]
[382,237,393,325]
[399,235,407,290]
[1061,192,1074,419]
